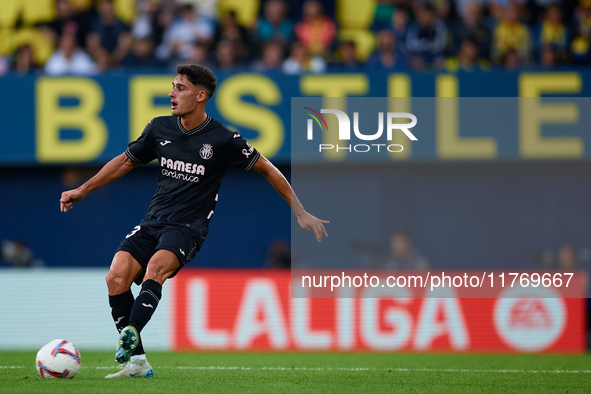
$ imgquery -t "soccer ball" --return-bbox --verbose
[36,339,81,379]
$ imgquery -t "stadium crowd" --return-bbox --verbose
[1,0,590,75]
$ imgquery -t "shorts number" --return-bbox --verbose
[126,225,141,239]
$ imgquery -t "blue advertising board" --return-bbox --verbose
[1,70,590,165]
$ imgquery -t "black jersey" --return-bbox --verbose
[125,115,260,237]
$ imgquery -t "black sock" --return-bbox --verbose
[109,290,145,356]
[128,279,162,334]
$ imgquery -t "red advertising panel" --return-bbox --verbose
[171,269,586,353]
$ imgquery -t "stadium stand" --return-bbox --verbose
[1,0,591,76]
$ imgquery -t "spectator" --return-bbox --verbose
[557,243,578,270]
[16,0,591,73]
[533,4,568,62]
[384,232,429,270]
[330,41,362,70]
[452,1,492,60]
[392,7,410,53]
[131,0,159,40]
[489,0,527,19]
[571,0,591,37]
[294,0,337,56]
[265,241,291,269]
[256,0,294,44]
[570,37,591,63]
[406,3,448,70]
[93,48,111,73]
[252,39,286,71]
[11,45,40,75]
[367,29,409,70]
[540,44,558,67]
[0,56,8,76]
[156,4,215,63]
[180,0,218,20]
[1,239,44,268]
[151,3,176,48]
[372,0,398,31]
[569,0,591,63]
[492,4,531,64]
[185,41,212,67]
[501,48,521,70]
[455,0,486,16]
[45,34,97,76]
[214,39,241,69]
[86,0,132,68]
[373,6,410,57]
[435,0,454,23]
[214,12,250,63]
[40,0,78,44]
[445,38,491,71]
[528,0,563,24]
[121,37,165,68]
[282,40,326,74]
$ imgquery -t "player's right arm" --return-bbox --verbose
[60,153,138,212]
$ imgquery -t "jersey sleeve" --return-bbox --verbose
[226,134,261,171]
[126,119,158,165]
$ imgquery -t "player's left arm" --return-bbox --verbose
[251,155,329,242]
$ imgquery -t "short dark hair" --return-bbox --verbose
[176,64,217,99]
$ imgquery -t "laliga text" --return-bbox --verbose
[300,272,575,292]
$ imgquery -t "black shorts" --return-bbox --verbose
[116,223,203,283]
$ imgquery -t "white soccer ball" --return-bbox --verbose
[36,339,81,379]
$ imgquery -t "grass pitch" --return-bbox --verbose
[1,351,590,393]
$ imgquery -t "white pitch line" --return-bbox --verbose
[88,366,591,374]
[4,366,591,374]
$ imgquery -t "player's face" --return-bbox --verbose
[169,75,203,117]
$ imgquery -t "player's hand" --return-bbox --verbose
[297,211,329,242]
[60,189,86,213]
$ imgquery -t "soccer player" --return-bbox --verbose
[59,64,328,378]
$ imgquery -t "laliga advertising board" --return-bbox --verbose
[170,270,585,353]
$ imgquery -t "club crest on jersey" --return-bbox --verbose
[200,143,213,160]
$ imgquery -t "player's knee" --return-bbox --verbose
[105,270,117,289]
[144,263,167,283]
[105,270,128,293]
[145,259,177,284]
